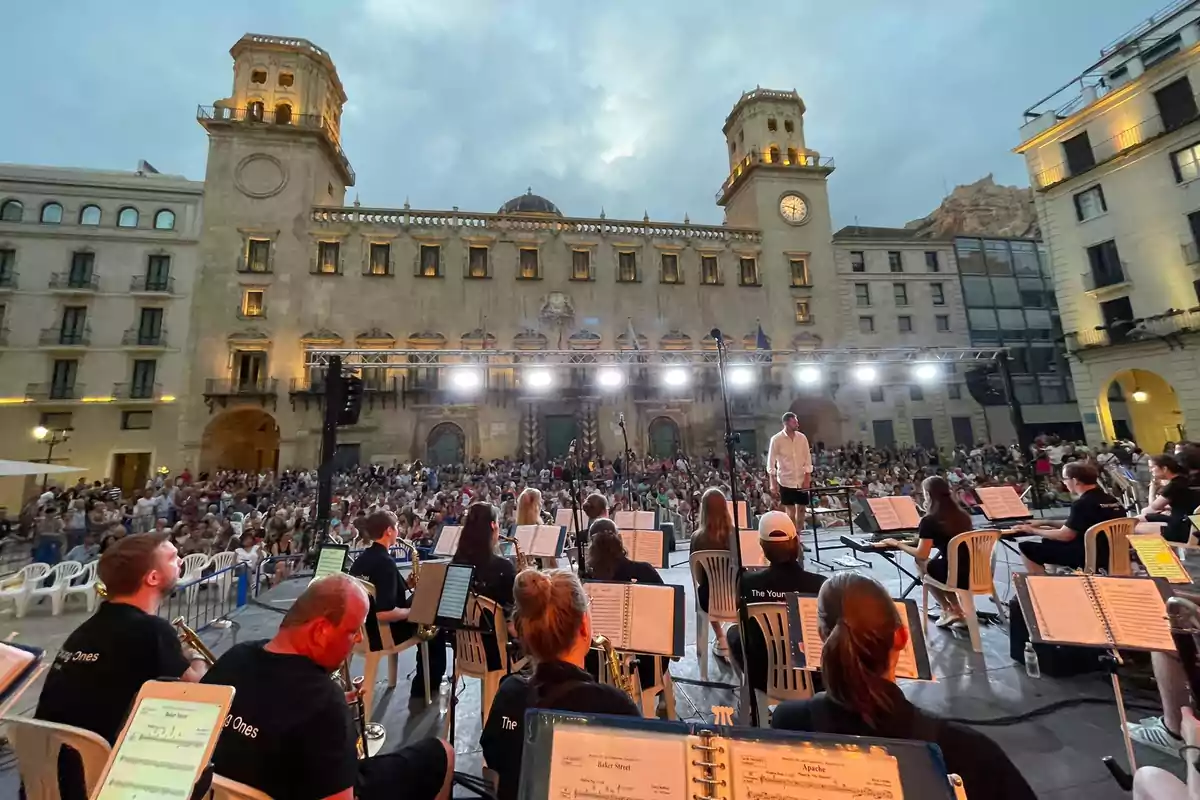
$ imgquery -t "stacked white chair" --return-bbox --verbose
[64,560,100,613]
[205,551,238,597]
[0,563,51,619]
[689,551,739,680]
[180,552,211,604]
[29,561,83,616]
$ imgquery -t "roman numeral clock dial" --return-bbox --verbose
[779,193,809,224]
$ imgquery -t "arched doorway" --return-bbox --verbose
[1098,368,1186,454]
[200,408,280,473]
[788,396,842,451]
[648,417,681,459]
[427,422,465,466]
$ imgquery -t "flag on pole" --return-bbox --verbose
[626,318,641,351]
[755,322,770,350]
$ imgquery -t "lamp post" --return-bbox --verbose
[32,426,70,491]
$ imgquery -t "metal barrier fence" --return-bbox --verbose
[0,539,33,578]
[252,545,417,597]
[158,562,248,633]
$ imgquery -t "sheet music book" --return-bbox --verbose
[555,509,576,534]
[0,642,38,698]
[866,497,922,531]
[434,525,463,557]
[513,524,568,558]
[786,593,933,681]
[409,561,475,627]
[1014,574,1176,652]
[518,711,958,800]
[614,510,656,530]
[619,529,668,569]
[583,580,684,656]
[726,500,749,528]
[1129,533,1192,583]
[738,528,767,568]
[976,485,1030,520]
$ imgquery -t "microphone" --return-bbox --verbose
[618,413,625,429]
[568,439,577,456]
[710,328,726,351]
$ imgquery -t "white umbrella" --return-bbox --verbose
[0,459,85,478]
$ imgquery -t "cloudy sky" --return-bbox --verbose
[1,0,1158,227]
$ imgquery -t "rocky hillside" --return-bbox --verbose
[904,175,1041,239]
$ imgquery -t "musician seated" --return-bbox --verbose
[453,502,517,668]
[771,573,1036,800]
[1138,454,1200,544]
[515,486,543,526]
[348,509,445,701]
[1014,462,1124,574]
[203,574,453,800]
[689,487,734,657]
[35,533,209,800]
[481,569,640,800]
[582,491,608,532]
[880,476,972,629]
[727,511,825,692]
[1128,650,1194,757]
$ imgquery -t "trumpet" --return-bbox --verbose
[393,538,438,641]
[173,616,217,666]
[592,635,636,703]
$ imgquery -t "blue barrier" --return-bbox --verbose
[158,562,246,633]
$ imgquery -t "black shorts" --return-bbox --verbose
[357,737,448,800]
[1018,539,1085,570]
[780,486,810,506]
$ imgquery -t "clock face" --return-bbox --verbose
[779,193,809,224]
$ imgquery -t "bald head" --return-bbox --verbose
[282,573,369,630]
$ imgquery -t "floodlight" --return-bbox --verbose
[795,366,821,385]
[597,367,624,389]
[451,368,481,390]
[854,365,877,383]
[729,366,755,387]
[663,368,690,387]
[526,368,553,389]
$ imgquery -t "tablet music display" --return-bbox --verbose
[312,543,349,582]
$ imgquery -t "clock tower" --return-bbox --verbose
[716,89,840,350]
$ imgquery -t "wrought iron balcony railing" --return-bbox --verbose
[0,271,16,289]
[130,275,175,293]
[26,382,85,401]
[39,326,91,346]
[1065,308,1200,352]
[121,328,169,347]
[48,272,99,291]
[113,382,162,400]
[204,378,279,396]
[197,105,355,185]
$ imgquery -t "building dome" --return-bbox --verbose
[498,188,561,216]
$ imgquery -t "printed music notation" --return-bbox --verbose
[548,727,687,800]
[96,698,223,800]
[732,739,903,800]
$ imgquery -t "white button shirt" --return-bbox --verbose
[767,430,813,489]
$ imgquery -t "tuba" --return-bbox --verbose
[393,537,438,641]
[592,635,636,703]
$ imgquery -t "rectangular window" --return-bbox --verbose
[660,253,680,284]
[69,251,94,285]
[316,241,340,273]
[1172,141,1200,183]
[419,244,441,277]
[1062,131,1095,175]
[0,248,14,281]
[893,283,908,306]
[898,315,913,333]
[924,251,940,272]
[858,316,875,334]
[789,258,810,287]
[910,385,924,401]
[571,249,591,281]
[984,240,1014,276]
[869,386,884,402]
[855,283,870,306]
[146,255,170,290]
[137,307,163,343]
[121,410,153,430]
[131,359,157,398]
[1101,296,1135,343]
[518,248,540,279]
[738,257,759,286]
[617,251,638,282]
[246,239,271,272]
[794,300,811,324]
[1086,240,1125,287]
[700,255,720,285]
[962,276,993,307]
[1012,241,1041,276]
[1073,185,1107,221]
[40,412,73,430]
[241,289,264,317]
[955,238,986,274]
[931,282,945,305]
[850,251,865,272]
[935,315,950,332]
[888,251,903,272]
[50,359,78,399]
[1155,76,1198,132]
[467,246,488,278]
[60,306,87,343]
[368,243,391,276]
[948,383,962,400]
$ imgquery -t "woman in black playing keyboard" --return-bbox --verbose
[879,475,972,629]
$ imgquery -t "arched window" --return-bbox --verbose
[0,200,24,222]
[117,207,139,228]
[273,103,292,125]
[153,209,175,230]
[40,202,63,224]
[247,101,265,122]
[79,205,101,226]
[768,145,781,164]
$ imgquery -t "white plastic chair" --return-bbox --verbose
[29,561,83,616]
[205,551,238,597]
[211,774,275,800]
[180,553,211,603]
[921,530,1001,653]
[3,716,111,800]
[690,551,738,680]
[353,611,432,724]
[1084,517,1136,576]
[64,560,100,613]
[0,563,51,619]
[450,594,527,737]
[739,602,814,727]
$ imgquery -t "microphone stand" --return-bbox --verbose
[619,415,635,512]
[711,328,760,727]
[567,441,588,578]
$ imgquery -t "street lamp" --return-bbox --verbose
[32,425,69,491]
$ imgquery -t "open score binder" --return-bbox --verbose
[512,524,568,558]
[583,580,684,657]
[614,510,656,531]
[1013,574,1176,653]
[619,529,668,568]
[975,486,1030,521]
[865,497,922,531]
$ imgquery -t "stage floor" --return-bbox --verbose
[0,522,1189,798]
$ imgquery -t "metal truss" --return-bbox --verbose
[304,347,1009,370]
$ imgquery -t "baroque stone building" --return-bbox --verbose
[178,33,993,473]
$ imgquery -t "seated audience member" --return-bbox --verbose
[203,574,453,800]
[1014,461,1124,574]
[881,476,972,628]
[727,511,825,692]
[771,572,1036,800]
[689,487,735,656]
[481,569,640,800]
[1139,454,1200,544]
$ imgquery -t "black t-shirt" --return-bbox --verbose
[349,542,412,649]
[35,601,190,744]
[609,557,662,585]
[452,553,516,670]
[1159,476,1200,540]
[739,560,826,603]
[918,515,971,586]
[202,641,358,800]
[772,687,1036,800]
[1064,486,1124,562]
[481,661,641,800]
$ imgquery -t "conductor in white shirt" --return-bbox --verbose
[766,412,814,534]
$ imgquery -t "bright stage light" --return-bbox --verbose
[729,366,755,387]
[854,365,877,383]
[597,367,624,389]
[525,368,553,389]
[663,368,689,387]
[451,368,481,390]
[913,363,940,382]
[795,366,821,385]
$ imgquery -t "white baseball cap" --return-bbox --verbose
[758,510,797,542]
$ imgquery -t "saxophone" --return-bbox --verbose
[499,533,533,570]
[592,635,636,702]
[393,537,438,641]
